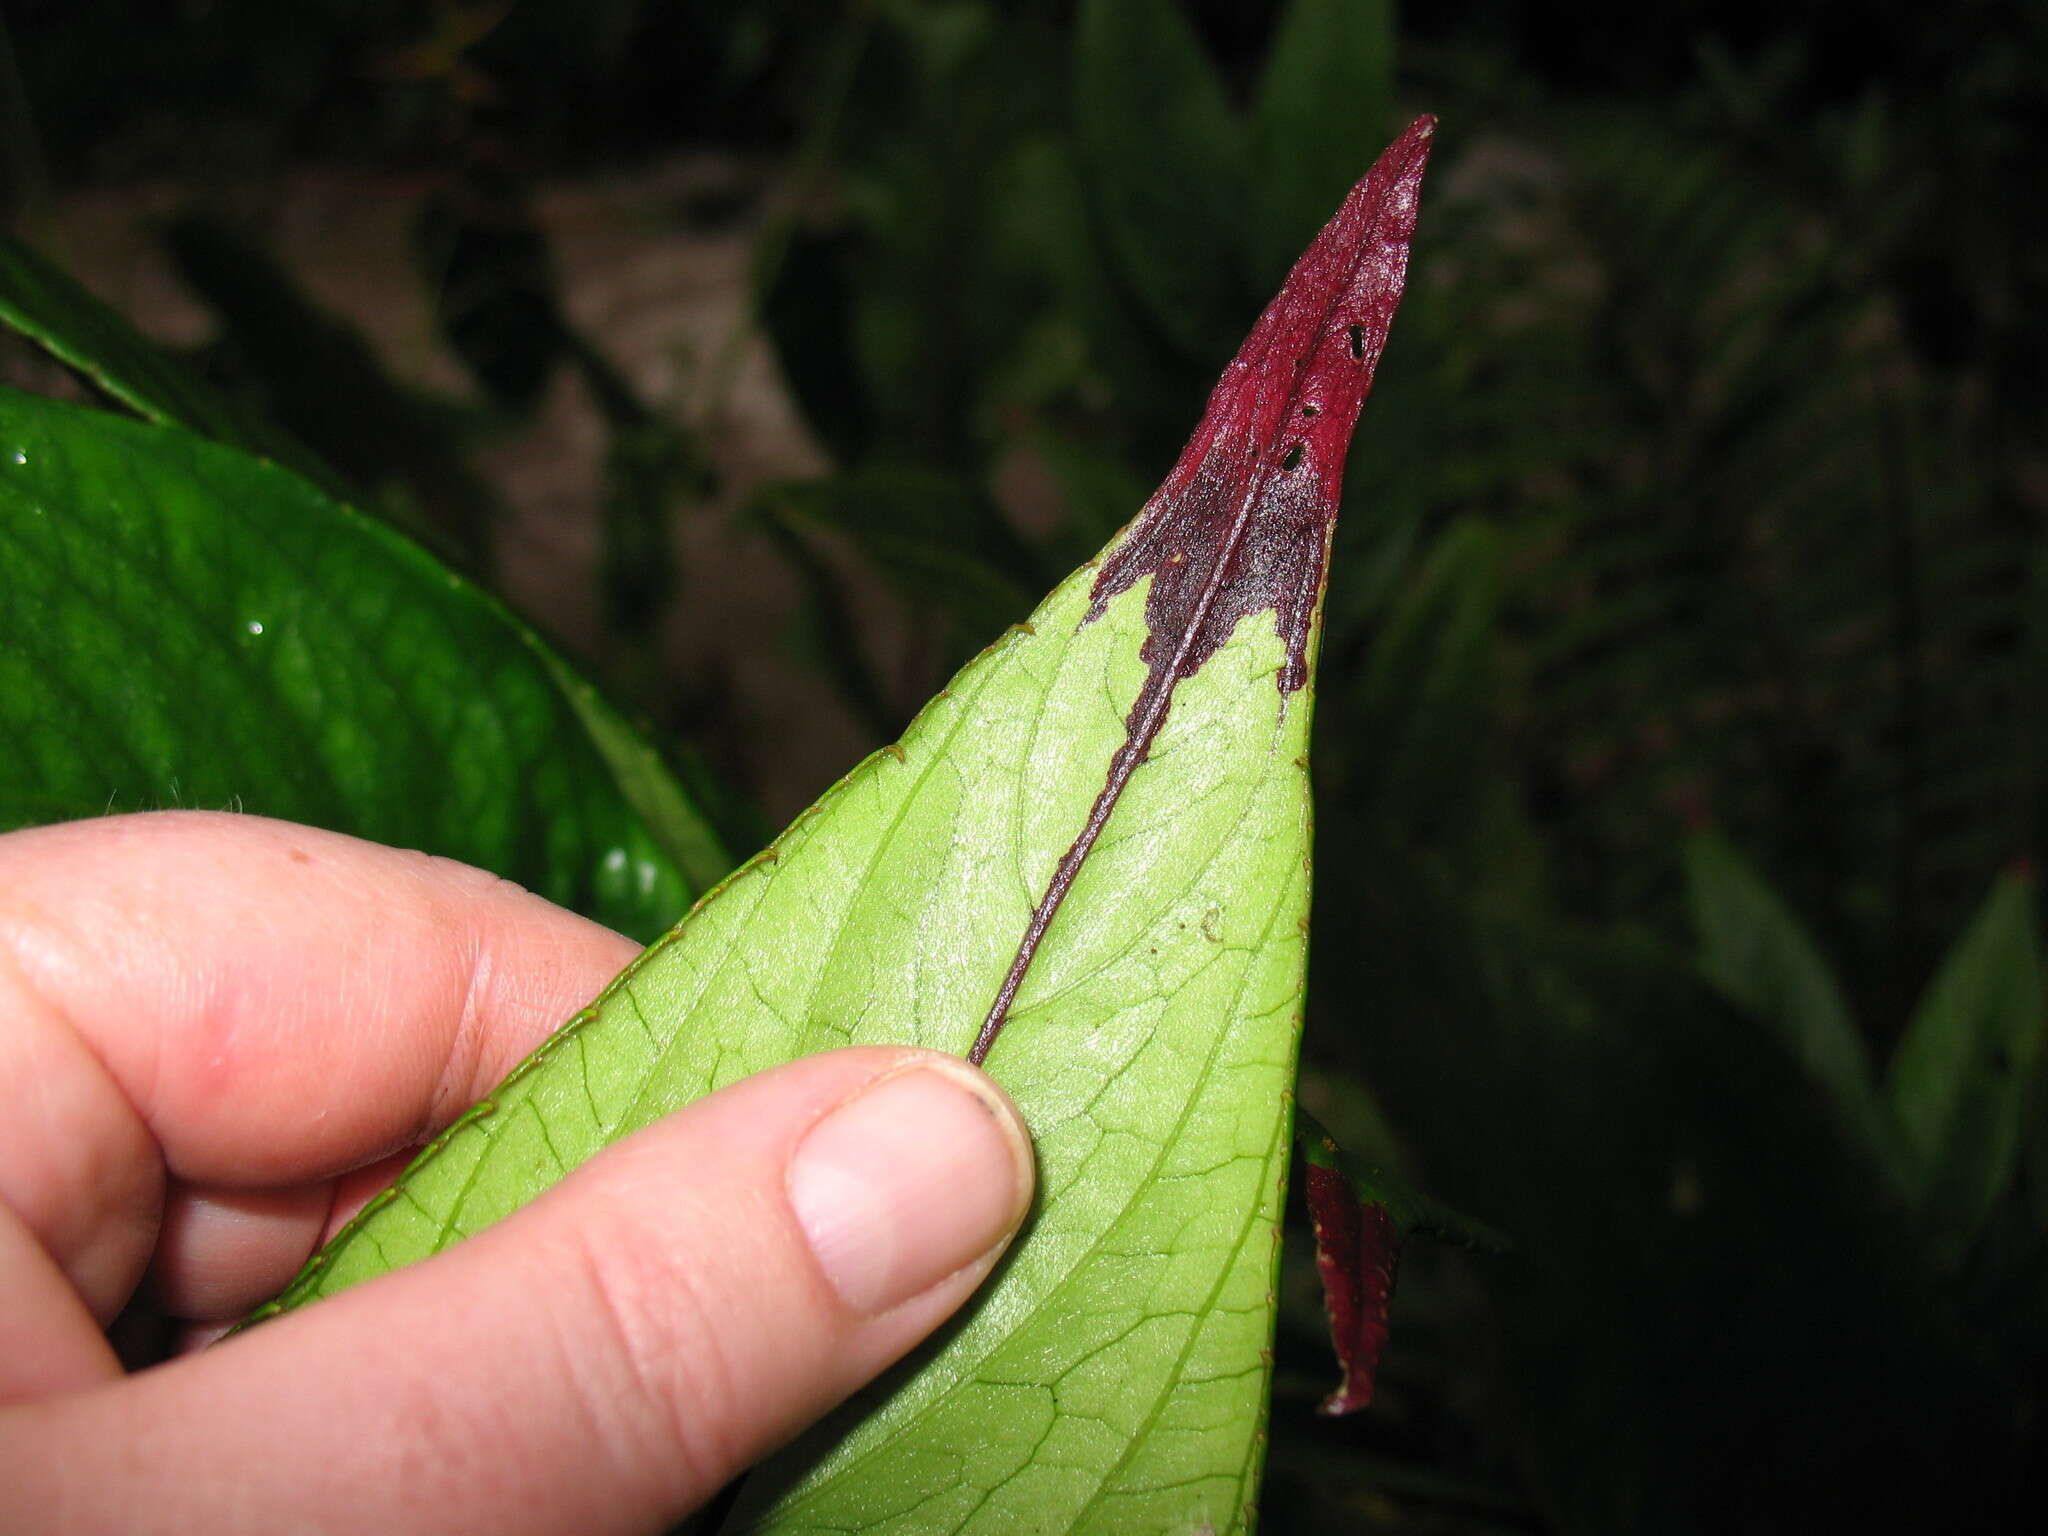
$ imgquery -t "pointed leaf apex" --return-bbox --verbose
[975,120,1434,1065]
[1090,114,1436,694]
[1193,111,1435,504]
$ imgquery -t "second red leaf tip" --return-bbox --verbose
[1087,113,1436,695]
[1305,1154,1403,1416]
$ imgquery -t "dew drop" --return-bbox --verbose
[246,620,265,636]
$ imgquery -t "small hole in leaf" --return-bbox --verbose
[1348,324,1366,360]
[1281,444,1304,471]
[1301,403,1320,417]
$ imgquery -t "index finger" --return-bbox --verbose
[0,811,642,1322]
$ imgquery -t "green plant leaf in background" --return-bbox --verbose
[1342,513,1500,853]
[543,655,745,902]
[0,386,727,940]
[1074,0,1251,362]
[1887,867,2045,1256]
[1682,828,1894,1175]
[1293,1105,1509,1255]
[1250,0,1395,290]
[157,210,498,566]
[252,118,1439,1534]
[0,227,347,497]
[755,465,1037,651]
[746,463,1041,740]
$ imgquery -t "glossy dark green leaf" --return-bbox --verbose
[1682,829,1892,1175]
[0,387,726,939]
[1887,869,2044,1251]
[541,656,740,901]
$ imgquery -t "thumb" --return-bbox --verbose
[4,1046,1036,1535]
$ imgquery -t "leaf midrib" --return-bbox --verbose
[617,636,1017,1131]
[759,701,1300,1531]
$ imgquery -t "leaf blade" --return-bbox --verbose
[258,121,1439,1534]
[1682,829,1892,1175]
[1303,1152,1401,1417]
[0,387,724,938]
[969,114,1436,1065]
[1886,868,2044,1251]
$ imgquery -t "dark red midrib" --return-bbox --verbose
[966,117,1435,1068]
[967,466,1273,1065]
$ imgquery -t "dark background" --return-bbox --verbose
[4,2,2045,1530]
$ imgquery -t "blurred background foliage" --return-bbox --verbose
[4,0,2046,1529]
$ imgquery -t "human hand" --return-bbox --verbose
[0,812,1035,1533]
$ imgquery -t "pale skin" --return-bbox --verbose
[0,812,1036,1533]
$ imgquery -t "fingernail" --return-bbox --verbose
[789,1060,1034,1317]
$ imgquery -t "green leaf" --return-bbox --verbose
[1682,829,1893,1176]
[0,228,346,497]
[1887,869,2045,1252]
[0,386,725,940]
[1074,0,1252,360]
[542,656,740,901]
[756,466,1037,645]
[254,120,1439,1533]
[1251,0,1397,289]
[1344,515,1499,848]
[1034,430,1154,564]
[1005,139,1196,461]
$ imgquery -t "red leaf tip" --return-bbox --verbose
[1192,112,1435,514]
[971,119,1435,1067]
[1306,1161,1402,1416]
[1088,114,1437,694]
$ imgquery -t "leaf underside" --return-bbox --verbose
[254,119,1438,1534]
